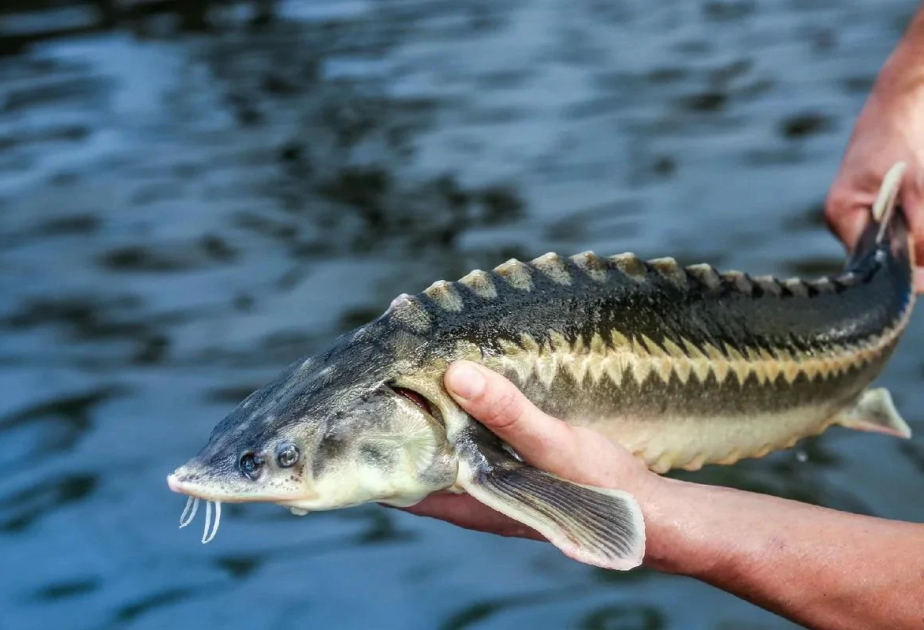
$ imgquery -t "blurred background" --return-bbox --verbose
[1,1,923,628]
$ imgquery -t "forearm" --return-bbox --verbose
[878,3,924,94]
[642,478,924,630]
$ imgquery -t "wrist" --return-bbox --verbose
[638,476,731,577]
[637,475,691,574]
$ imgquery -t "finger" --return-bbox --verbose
[443,361,578,473]
[825,189,870,253]
[827,181,924,287]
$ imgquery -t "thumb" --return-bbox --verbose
[444,361,653,494]
[443,361,578,474]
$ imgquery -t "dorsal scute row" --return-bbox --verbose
[387,250,862,331]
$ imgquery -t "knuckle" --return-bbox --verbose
[825,177,866,215]
[825,189,850,221]
[481,386,525,431]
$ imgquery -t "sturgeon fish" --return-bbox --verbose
[168,164,916,570]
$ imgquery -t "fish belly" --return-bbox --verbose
[581,404,837,473]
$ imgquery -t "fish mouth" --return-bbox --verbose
[167,471,318,544]
[166,472,308,504]
[167,473,255,503]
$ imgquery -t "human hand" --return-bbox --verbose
[826,48,924,292]
[401,360,659,543]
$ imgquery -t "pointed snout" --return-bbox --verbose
[166,472,185,494]
[166,459,307,504]
[166,462,209,497]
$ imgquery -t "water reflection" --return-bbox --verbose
[1,1,922,629]
[580,605,664,630]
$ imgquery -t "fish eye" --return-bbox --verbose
[239,452,264,480]
[277,442,299,468]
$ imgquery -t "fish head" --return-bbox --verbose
[167,329,458,514]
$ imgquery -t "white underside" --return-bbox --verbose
[582,402,838,473]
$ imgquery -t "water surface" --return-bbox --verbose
[1,1,922,628]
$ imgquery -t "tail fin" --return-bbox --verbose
[849,162,913,270]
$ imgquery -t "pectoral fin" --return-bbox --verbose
[836,388,911,438]
[454,428,645,570]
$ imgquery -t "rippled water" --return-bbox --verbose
[2,1,923,628]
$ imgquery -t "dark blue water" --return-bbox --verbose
[2,1,923,628]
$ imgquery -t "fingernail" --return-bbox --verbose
[447,362,485,401]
